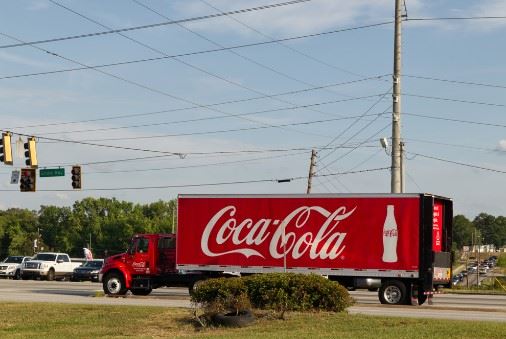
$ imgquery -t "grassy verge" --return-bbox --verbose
[1,303,506,338]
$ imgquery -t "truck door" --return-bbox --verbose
[157,236,176,274]
[125,236,151,275]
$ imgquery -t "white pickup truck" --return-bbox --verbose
[21,252,83,281]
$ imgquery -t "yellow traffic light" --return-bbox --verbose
[24,136,38,168]
[0,132,13,165]
[20,168,36,192]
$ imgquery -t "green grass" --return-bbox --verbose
[0,303,506,338]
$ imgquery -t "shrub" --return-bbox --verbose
[243,273,353,314]
[190,273,353,320]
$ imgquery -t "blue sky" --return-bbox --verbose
[0,0,505,218]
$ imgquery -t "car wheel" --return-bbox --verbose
[103,272,127,295]
[14,269,21,280]
[379,280,407,305]
[47,268,55,281]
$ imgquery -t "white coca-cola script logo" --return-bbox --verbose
[201,205,356,260]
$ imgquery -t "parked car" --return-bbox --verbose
[0,256,32,279]
[71,259,104,282]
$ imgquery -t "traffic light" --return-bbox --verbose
[71,165,81,189]
[20,168,36,192]
[24,137,38,168]
[0,132,13,165]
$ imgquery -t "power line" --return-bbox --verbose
[410,152,506,174]
[49,1,339,133]
[40,112,391,143]
[403,93,505,107]
[7,76,388,131]
[404,74,506,90]
[406,138,502,153]
[35,95,388,137]
[0,32,322,139]
[0,0,314,49]
[405,112,506,128]
[406,16,506,22]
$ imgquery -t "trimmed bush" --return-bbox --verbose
[190,273,353,317]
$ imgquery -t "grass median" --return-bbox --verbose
[0,303,505,338]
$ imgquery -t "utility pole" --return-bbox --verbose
[391,0,404,193]
[306,149,317,194]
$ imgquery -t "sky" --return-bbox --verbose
[0,0,505,218]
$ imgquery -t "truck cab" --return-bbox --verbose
[100,234,209,296]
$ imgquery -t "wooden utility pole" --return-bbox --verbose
[306,150,317,194]
[391,0,404,193]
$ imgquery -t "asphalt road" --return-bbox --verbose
[1,279,506,322]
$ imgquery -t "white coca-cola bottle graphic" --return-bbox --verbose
[382,205,398,263]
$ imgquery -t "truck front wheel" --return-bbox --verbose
[47,268,55,281]
[379,280,407,305]
[103,272,127,296]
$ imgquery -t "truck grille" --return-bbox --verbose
[25,262,40,269]
[0,265,7,270]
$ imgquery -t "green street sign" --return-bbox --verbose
[39,168,65,177]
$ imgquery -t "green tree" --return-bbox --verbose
[452,215,475,249]
[0,208,38,257]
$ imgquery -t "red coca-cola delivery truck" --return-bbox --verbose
[100,193,452,305]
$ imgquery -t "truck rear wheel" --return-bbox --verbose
[379,280,407,305]
[103,272,127,296]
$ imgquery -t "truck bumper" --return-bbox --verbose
[21,270,46,279]
[0,271,15,278]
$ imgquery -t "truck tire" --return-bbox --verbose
[131,288,152,296]
[103,272,127,296]
[379,280,407,305]
[47,268,55,281]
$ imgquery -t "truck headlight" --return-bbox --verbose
[41,263,48,269]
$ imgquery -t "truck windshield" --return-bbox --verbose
[34,254,57,261]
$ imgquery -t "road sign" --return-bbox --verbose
[40,168,65,177]
[10,170,20,184]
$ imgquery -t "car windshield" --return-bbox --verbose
[83,261,103,268]
[33,254,57,261]
[3,256,23,263]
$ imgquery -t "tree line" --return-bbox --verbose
[453,213,506,250]
[1,197,505,259]
[0,197,176,259]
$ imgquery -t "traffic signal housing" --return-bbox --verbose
[0,132,13,165]
[24,137,38,168]
[20,168,36,192]
[71,165,81,189]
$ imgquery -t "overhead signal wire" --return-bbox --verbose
[0,0,314,49]
[47,1,352,137]
[409,152,506,174]
[7,76,388,131]
[0,167,389,192]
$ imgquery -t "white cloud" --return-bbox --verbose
[27,0,49,11]
[176,0,400,36]
[498,139,506,152]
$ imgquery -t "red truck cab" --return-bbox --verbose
[100,234,218,296]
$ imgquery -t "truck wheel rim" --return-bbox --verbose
[107,278,121,294]
[384,286,402,304]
